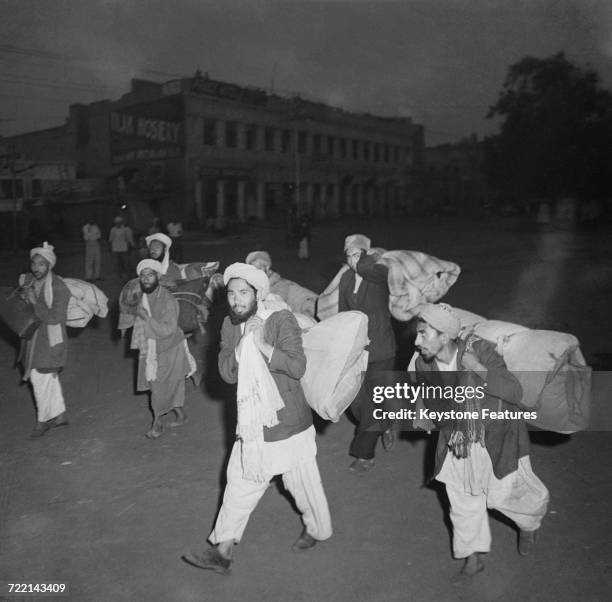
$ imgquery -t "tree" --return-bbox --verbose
[486,52,612,204]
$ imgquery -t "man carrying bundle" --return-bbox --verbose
[131,259,195,439]
[339,234,397,473]
[413,303,549,583]
[146,232,182,283]
[19,242,71,438]
[183,263,332,575]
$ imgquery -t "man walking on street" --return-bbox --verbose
[19,242,71,438]
[131,259,195,439]
[339,234,397,474]
[414,303,549,583]
[183,263,332,575]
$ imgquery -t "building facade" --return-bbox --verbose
[5,73,424,226]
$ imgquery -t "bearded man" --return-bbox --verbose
[183,263,332,575]
[19,242,71,438]
[146,233,182,284]
[414,303,549,583]
[131,259,195,439]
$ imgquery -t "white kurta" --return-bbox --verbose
[30,369,66,422]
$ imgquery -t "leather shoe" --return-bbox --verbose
[382,428,396,452]
[29,422,51,438]
[50,413,69,428]
[518,529,538,556]
[182,547,232,575]
[292,530,317,552]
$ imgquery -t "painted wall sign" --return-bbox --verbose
[110,95,185,164]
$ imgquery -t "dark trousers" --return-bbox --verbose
[349,357,395,460]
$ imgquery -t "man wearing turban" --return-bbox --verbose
[146,233,182,282]
[338,234,397,473]
[131,259,195,439]
[245,250,317,318]
[414,303,548,582]
[184,262,331,575]
[19,242,72,438]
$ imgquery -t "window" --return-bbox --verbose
[364,142,370,161]
[265,127,275,152]
[225,121,238,148]
[327,136,335,156]
[298,131,307,154]
[373,143,380,162]
[203,118,216,145]
[384,145,390,163]
[313,134,322,154]
[245,124,256,150]
[339,138,347,159]
[281,129,291,153]
[352,139,359,160]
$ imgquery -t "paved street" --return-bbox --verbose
[1,216,611,602]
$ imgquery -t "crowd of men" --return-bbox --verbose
[11,226,549,585]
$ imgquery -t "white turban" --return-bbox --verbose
[245,251,272,269]
[145,233,172,274]
[136,259,165,276]
[223,262,270,299]
[344,234,371,252]
[418,303,461,339]
[145,233,172,249]
[30,241,57,268]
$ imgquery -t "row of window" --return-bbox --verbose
[202,119,410,164]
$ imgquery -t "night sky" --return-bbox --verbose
[1,0,611,145]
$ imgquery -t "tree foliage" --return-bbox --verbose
[486,52,612,201]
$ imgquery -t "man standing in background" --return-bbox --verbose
[109,216,134,280]
[82,217,102,282]
[166,217,184,263]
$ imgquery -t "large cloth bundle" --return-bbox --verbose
[268,273,317,318]
[300,310,369,422]
[412,308,591,433]
[317,251,460,322]
[378,250,461,321]
[62,278,109,328]
[6,277,107,332]
[0,287,40,339]
[118,276,210,333]
[180,261,220,281]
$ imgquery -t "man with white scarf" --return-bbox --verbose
[183,263,332,575]
[146,233,182,283]
[414,303,549,583]
[132,259,195,439]
[20,242,71,438]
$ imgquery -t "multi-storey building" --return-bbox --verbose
[4,72,424,225]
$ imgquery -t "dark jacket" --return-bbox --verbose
[338,252,396,363]
[218,309,313,442]
[24,273,71,373]
[416,337,530,480]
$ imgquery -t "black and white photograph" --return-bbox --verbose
[0,1,611,601]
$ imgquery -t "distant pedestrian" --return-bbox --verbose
[296,216,310,260]
[148,217,162,235]
[109,216,135,280]
[166,217,184,263]
[82,218,102,281]
[18,242,71,438]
